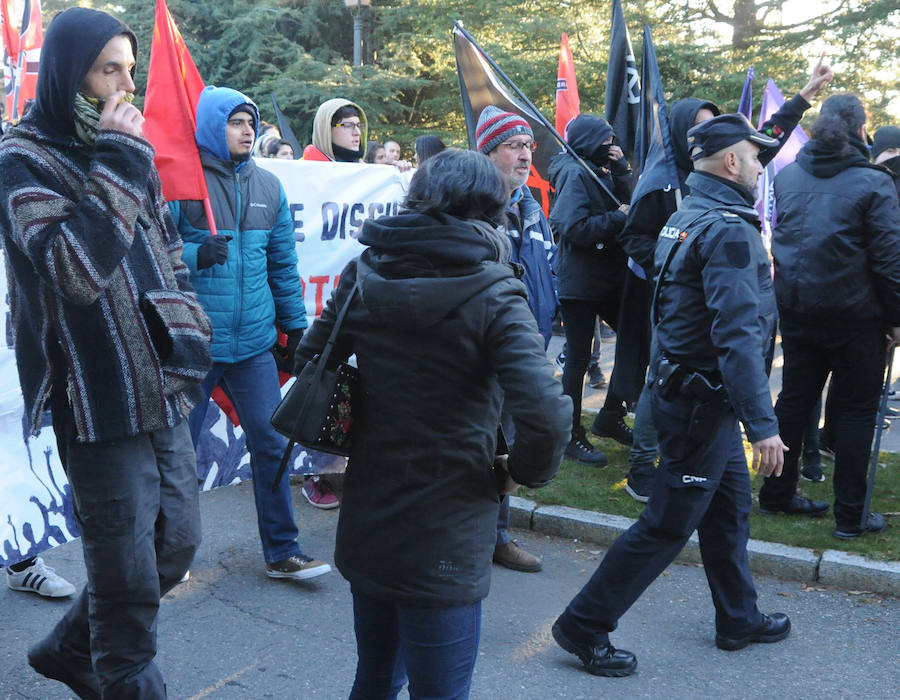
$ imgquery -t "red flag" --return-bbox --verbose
[1,0,43,121]
[143,0,210,211]
[145,1,242,420]
[555,33,580,140]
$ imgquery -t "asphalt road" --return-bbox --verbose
[4,480,898,700]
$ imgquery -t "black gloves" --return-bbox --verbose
[196,234,231,270]
[271,328,304,374]
[285,329,303,368]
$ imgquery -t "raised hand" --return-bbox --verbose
[98,90,144,138]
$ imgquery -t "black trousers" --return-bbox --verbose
[557,385,762,643]
[760,320,886,528]
[560,298,624,431]
[47,390,200,699]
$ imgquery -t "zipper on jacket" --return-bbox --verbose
[232,166,243,359]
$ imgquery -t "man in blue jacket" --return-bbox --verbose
[478,106,557,573]
[170,86,331,581]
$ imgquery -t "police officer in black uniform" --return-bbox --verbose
[551,114,791,678]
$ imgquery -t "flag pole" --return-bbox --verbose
[202,197,219,237]
[453,21,621,206]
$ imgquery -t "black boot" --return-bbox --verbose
[564,426,609,466]
[590,410,633,446]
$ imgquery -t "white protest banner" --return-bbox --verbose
[0,160,411,566]
[258,159,412,317]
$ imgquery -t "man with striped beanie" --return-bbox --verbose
[477,105,558,575]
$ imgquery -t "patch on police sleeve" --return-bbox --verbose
[724,241,750,268]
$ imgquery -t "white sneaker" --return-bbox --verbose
[6,557,76,598]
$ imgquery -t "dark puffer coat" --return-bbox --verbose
[772,138,900,327]
[295,212,572,607]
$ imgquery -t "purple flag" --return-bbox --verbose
[738,67,753,120]
[756,78,808,239]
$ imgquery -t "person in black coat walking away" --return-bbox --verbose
[548,115,632,465]
[294,149,571,700]
[758,94,900,538]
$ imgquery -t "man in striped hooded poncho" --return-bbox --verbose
[0,8,211,698]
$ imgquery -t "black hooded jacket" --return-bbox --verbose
[877,155,900,198]
[548,115,632,300]
[294,212,572,607]
[618,94,810,276]
[772,137,900,326]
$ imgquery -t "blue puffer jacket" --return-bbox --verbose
[170,86,307,363]
[503,186,558,346]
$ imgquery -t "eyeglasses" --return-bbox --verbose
[336,121,363,132]
[499,139,536,152]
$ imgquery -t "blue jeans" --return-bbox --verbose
[629,334,660,472]
[496,495,511,546]
[189,351,302,564]
[349,589,481,700]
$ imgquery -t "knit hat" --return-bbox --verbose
[872,125,900,160]
[476,106,534,154]
[228,103,257,130]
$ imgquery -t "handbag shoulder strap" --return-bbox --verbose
[315,279,359,369]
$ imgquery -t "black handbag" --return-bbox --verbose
[270,282,359,491]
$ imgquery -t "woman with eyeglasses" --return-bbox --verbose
[302,98,368,163]
[294,149,571,699]
[298,98,370,506]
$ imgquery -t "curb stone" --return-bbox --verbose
[819,549,900,596]
[509,500,896,596]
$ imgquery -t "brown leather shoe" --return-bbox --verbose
[493,541,542,572]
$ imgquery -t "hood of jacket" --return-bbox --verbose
[28,7,137,140]
[795,136,872,178]
[355,212,517,331]
[669,98,720,181]
[195,85,260,163]
[566,115,614,164]
[310,97,368,162]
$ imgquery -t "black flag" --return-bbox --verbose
[270,94,302,160]
[605,0,640,165]
[453,22,620,213]
[631,24,678,205]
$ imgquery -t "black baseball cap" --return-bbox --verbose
[687,113,779,161]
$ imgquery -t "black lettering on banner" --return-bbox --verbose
[289,203,305,242]
[321,202,340,240]
[339,203,350,239]
[348,202,365,238]
[368,202,384,219]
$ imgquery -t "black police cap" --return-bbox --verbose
[687,113,780,161]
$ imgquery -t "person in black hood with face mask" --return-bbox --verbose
[548,115,632,464]
[759,94,900,538]
[872,125,900,196]
[612,60,833,503]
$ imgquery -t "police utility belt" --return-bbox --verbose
[656,357,731,440]
[650,207,736,440]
